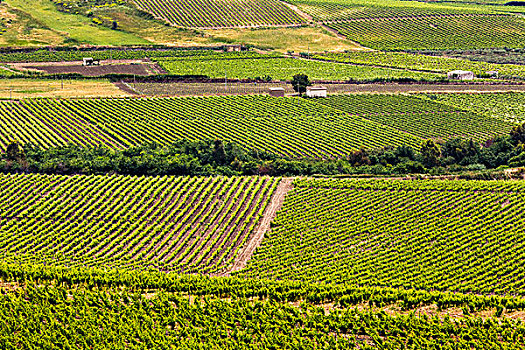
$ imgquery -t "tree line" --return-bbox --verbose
[2,124,525,177]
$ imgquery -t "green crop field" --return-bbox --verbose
[0,97,423,157]
[313,51,525,78]
[132,0,306,28]
[425,92,525,124]
[155,56,441,81]
[0,174,278,272]
[240,178,525,295]
[286,0,484,21]
[2,94,520,156]
[327,14,525,50]
[314,94,516,142]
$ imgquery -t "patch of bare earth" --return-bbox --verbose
[229,178,294,273]
[11,60,163,77]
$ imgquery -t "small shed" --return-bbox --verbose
[447,70,475,80]
[269,87,285,97]
[225,45,242,52]
[306,86,327,98]
[82,57,100,66]
[486,71,499,78]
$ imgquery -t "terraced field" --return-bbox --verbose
[132,0,306,28]
[0,174,279,273]
[240,178,525,295]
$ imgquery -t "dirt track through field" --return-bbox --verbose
[229,178,293,273]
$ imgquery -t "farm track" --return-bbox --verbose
[229,178,293,273]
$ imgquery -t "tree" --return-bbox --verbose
[291,74,311,96]
[420,140,441,168]
[112,21,118,30]
[510,122,525,144]
[6,140,25,162]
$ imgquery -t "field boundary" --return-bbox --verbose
[229,178,293,273]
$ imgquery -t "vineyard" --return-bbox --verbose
[0,96,424,157]
[240,178,525,295]
[314,51,525,78]
[1,94,520,155]
[0,48,224,63]
[424,92,525,124]
[154,57,441,81]
[131,0,306,28]
[285,0,484,21]
[314,94,516,142]
[326,14,525,50]
[0,174,278,272]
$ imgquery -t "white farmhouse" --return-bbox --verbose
[306,86,327,98]
[447,70,475,80]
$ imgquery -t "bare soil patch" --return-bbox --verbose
[13,60,164,77]
[230,178,294,273]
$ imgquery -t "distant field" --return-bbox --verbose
[314,51,525,78]
[0,174,278,273]
[327,14,525,50]
[133,0,306,28]
[315,94,515,142]
[0,78,127,99]
[425,92,525,124]
[2,94,521,154]
[155,57,441,81]
[0,96,423,156]
[286,0,483,21]
[240,178,525,295]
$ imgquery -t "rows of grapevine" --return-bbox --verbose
[424,92,525,124]
[313,51,525,78]
[327,14,525,50]
[2,281,525,349]
[0,96,423,158]
[240,178,525,295]
[285,0,486,21]
[155,57,441,81]
[0,48,221,63]
[314,94,516,142]
[132,0,306,28]
[0,100,120,150]
[0,174,278,272]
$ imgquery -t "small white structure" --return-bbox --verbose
[447,70,475,80]
[82,57,100,66]
[486,71,499,78]
[306,86,327,98]
[269,87,285,97]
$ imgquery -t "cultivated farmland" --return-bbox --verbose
[132,0,306,28]
[0,174,278,273]
[240,178,525,295]
[327,15,525,50]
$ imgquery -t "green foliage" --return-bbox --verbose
[0,172,279,272]
[420,139,441,167]
[291,73,311,95]
[155,56,442,82]
[241,178,525,295]
[327,15,525,50]
[133,0,306,28]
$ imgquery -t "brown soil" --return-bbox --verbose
[229,178,294,273]
[15,60,163,77]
